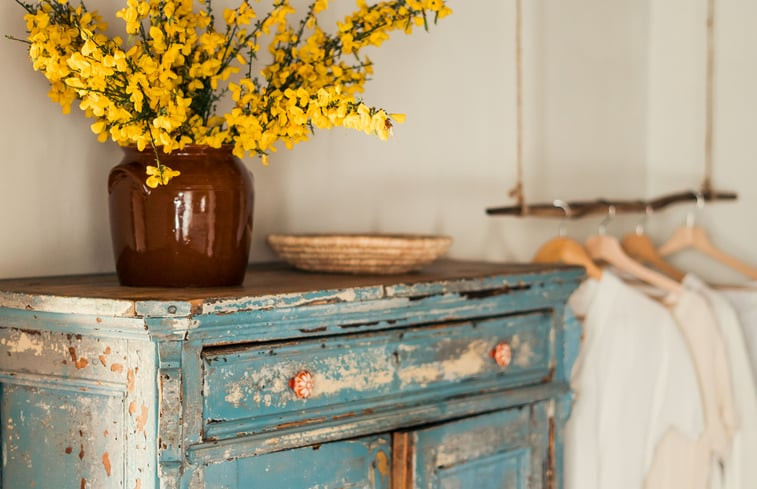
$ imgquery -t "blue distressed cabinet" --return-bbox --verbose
[0,260,582,489]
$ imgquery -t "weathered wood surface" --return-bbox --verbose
[202,434,391,489]
[0,327,157,489]
[177,278,579,344]
[0,260,583,489]
[186,383,569,466]
[413,403,549,489]
[202,312,553,440]
[392,432,414,489]
[0,260,583,317]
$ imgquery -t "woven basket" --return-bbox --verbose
[266,234,453,274]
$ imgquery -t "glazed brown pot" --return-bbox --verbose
[108,145,254,287]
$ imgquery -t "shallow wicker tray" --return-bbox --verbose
[266,234,453,274]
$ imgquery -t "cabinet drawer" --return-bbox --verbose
[202,311,554,440]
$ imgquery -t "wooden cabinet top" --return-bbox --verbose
[0,260,582,318]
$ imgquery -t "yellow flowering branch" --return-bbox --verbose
[13,0,451,187]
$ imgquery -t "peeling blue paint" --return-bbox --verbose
[0,262,582,488]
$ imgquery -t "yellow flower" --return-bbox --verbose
[18,0,451,176]
[145,165,181,188]
[389,113,406,124]
[313,0,328,14]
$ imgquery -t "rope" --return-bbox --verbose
[508,0,527,212]
[702,0,716,193]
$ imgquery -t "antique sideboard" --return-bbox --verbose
[0,260,583,488]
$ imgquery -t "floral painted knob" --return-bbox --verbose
[491,342,512,368]
[289,371,314,399]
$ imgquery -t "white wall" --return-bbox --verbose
[0,0,752,283]
[645,0,757,284]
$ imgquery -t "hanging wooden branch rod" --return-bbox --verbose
[486,189,737,218]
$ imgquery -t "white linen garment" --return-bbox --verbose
[566,272,704,489]
[722,288,757,381]
[687,277,757,489]
[644,287,738,489]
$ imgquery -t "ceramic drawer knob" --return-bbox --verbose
[491,342,512,368]
[290,371,314,399]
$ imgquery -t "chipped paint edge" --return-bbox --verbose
[187,382,570,464]
[0,372,125,396]
[0,292,136,317]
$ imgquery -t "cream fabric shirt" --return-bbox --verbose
[645,285,738,489]
[722,287,757,382]
[689,277,757,489]
[566,272,704,489]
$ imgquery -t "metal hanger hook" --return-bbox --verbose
[552,199,572,237]
[635,205,653,235]
[685,191,706,228]
[599,205,616,236]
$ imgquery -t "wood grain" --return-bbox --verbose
[0,260,578,300]
[392,432,414,489]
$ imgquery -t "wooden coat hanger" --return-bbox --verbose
[586,206,683,295]
[658,194,757,280]
[534,236,603,280]
[654,2,757,282]
[533,201,602,280]
[621,206,686,281]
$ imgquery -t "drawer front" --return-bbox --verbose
[202,311,554,439]
[202,434,391,489]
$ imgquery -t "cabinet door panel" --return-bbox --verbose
[1,383,125,489]
[412,404,548,489]
[434,448,529,489]
[203,434,391,489]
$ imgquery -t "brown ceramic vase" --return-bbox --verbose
[108,145,254,287]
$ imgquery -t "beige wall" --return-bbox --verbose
[645,0,757,283]
[0,0,752,283]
